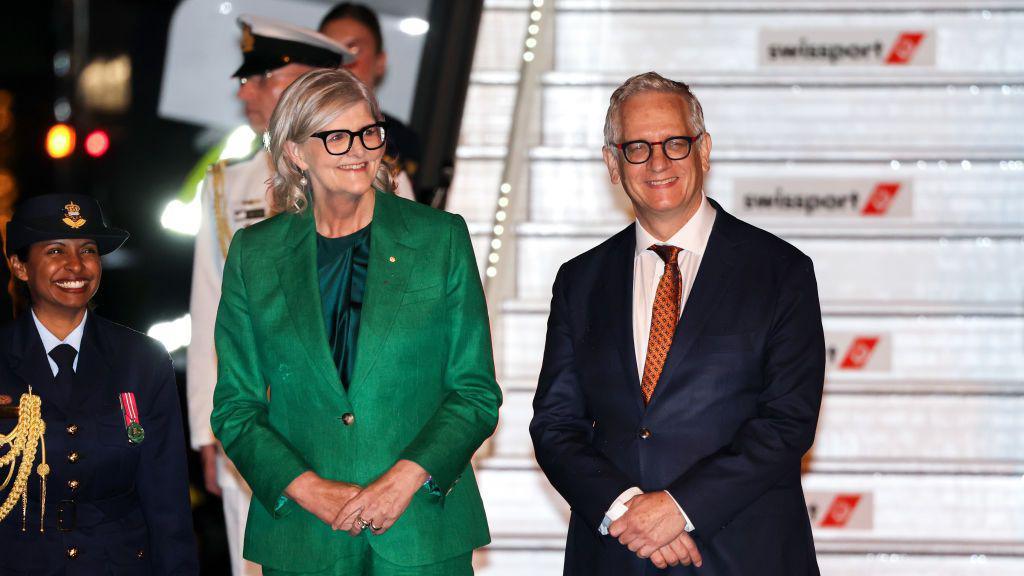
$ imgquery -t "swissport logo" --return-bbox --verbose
[760,28,935,67]
[733,178,913,218]
[886,32,926,64]
[806,492,874,529]
[826,333,891,372]
[861,183,902,216]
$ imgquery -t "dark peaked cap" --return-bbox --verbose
[233,14,354,78]
[5,193,129,257]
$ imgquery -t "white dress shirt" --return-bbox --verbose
[600,193,717,536]
[32,310,87,376]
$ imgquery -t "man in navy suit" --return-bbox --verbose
[530,72,825,575]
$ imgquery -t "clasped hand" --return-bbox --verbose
[285,460,429,536]
[607,491,703,569]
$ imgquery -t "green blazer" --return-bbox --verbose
[211,191,501,571]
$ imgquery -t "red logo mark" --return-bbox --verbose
[840,337,880,369]
[886,32,925,65]
[861,182,901,216]
[820,494,862,527]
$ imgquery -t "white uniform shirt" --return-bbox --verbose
[33,310,87,376]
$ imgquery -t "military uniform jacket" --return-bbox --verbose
[0,312,198,575]
[211,191,501,571]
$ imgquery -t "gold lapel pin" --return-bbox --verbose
[389,256,397,263]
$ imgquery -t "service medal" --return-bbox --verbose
[118,392,145,445]
[127,422,145,444]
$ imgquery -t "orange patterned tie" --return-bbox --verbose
[641,245,682,404]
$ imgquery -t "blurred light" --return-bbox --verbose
[491,239,502,250]
[495,210,506,222]
[0,91,12,134]
[220,125,257,160]
[53,51,71,77]
[218,2,233,15]
[54,98,72,122]
[46,123,75,158]
[500,182,511,194]
[523,51,535,62]
[889,160,900,169]
[148,314,191,352]
[84,130,110,157]
[530,10,542,22]
[485,266,497,278]
[79,55,131,114]
[398,17,429,36]
[961,160,972,170]
[497,196,509,207]
[161,182,203,236]
[525,37,537,49]
[528,24,539,35]
[488,253,500,264]
[0,170,15,197]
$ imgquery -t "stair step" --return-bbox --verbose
[491,387,1024,469]
[498,306,1024,382]
[477,465,1024,546]
[550,9,1024,74]
[539,83,1024,151]
[511,226,1024,310]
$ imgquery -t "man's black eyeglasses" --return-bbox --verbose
[616,131,704,165]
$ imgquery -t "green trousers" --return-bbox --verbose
[261,544,473,576]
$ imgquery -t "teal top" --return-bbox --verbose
[316,224,371,389]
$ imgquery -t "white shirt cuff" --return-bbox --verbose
[598,487,643,535]
[663,491,695,533]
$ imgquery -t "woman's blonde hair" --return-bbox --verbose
[266,68,395,214]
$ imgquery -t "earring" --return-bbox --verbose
[299,176,308,186]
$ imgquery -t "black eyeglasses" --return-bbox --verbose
[310,122,387,156]
[616,131,704,165]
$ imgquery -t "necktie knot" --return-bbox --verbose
[49,343,77,374]
[649,244,682,265]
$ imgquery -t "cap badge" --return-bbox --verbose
[241,24,255,53]
[62,201,87,229]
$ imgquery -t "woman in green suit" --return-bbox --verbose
[210,68,501,575]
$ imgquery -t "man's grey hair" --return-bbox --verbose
[603,71,706,148]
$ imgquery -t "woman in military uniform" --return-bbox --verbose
[211,69,500,575]
[0,193,198,574]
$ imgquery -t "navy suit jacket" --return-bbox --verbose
[531,200,825,576]
[0,311,198,575]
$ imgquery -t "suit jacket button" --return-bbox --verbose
[67,479,80,490]
[67,547,79,559]
[137,549,145,559]
[638,428,651,439]
[68,451,80,463]
[341,413,355,426]
[66,424,78,435]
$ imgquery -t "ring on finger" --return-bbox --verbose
[371,523,383,531]
[356,516,371,530]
